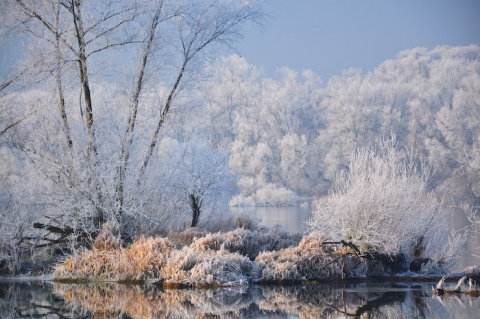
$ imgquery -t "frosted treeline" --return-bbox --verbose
[200,46,480,206]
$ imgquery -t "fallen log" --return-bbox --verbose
[322,240,361,256]
[33,223,74,235]
[27,222,97,249]
[322,240,408,274]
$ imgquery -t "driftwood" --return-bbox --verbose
[432,276,480,296]
[322,240,363,279]
[21,222,96,249]
[322,240,405,260]
[322,240,408,275]
[20,235,70,249]
[33,223,75,235]
[323,240,361,255]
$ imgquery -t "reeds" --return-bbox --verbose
[161,247,252,288]
[54,236,175,282]
[57,225,448,286]
[253,233,343,282]
[189,226,301,260]
[54,224,325,286]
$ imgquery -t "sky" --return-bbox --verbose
[236,0,480,81]
[1,0,479,81]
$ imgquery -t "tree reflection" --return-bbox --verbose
[0,281,91,318]
[1,281,479,318]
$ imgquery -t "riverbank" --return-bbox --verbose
[3,221,479,290]
[48,225,480,289]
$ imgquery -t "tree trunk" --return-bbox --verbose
[117,3,164,217]
[55,17,73,150]
[72,0,95,154]
[189,193,202,227]
[138,59,187,184]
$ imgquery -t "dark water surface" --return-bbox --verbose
[1,279,479,318]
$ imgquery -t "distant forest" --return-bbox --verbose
[199,45,480,207]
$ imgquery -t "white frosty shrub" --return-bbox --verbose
[162,247,252,287]
[309,139,464,270]
[465,205,480,243]
[253,183,298,206]
[229,195,256,207]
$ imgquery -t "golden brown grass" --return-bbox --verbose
[54,229,351,286]
[55,236,251,286]
[253,233,343,282]
[54,237,175,282]
[93,220,122,251]
[166,227,208,247]
[189,227,301,260]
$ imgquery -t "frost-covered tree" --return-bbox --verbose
[435,61,480,204]
[309,139,465,270]
[197,45,480,206]
[0,0,264,255]
[320,68,377,180]
[200,55,261,150]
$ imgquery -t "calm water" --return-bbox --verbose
[1,279,479,318]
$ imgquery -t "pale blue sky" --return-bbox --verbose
[237,0,480,80]
[1,1,479,81]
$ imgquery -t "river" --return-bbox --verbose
[1,279,479,318]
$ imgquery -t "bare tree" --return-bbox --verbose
[0,0,263,244]
[13,0,141,154]
[138,0,263,182]
[159,134,235,229]
[116,0,172,219]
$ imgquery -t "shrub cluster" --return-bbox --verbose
[54,223,437,286]
[54,222,342,286]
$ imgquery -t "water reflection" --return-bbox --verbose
[1,280,479,319]
[0,281,90,318]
